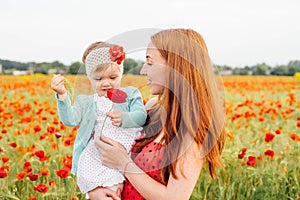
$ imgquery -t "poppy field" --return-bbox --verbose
[0,74,299,200]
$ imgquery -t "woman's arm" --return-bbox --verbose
[96,136,203,200]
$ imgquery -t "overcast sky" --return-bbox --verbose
[0,0,299,67]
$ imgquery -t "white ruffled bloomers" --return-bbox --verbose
[76,95,141,194]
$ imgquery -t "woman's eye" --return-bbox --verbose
[147,63,152,66]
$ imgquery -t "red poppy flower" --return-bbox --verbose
[275,129,281,134]
[109,45,125,64]
[28,196,37,200]
[27,172,39,181]
[53,118,59,125]
[246,156,256,167]
[39,156,48,162]
[63,138,73,147]
[34,184,48,193]
[20,117,32,123]
[56,169,69,178]
[289,133,299,142]
[238,153,245,159]
[35,150,48,162]
[49,179,57,186]
[238,147,247,159]
[36,108,43,115]
[49,110,56,115]
[0,169,7,178]
[42,116,47,120]
[1,156,9,164]
[47,126,55,133]
[107,89,127,103]
[34,125,42,133]
[16,172,27,180]
[40,168,51,176]
[1,129,7,134]
[264,149,275,158]
[9,142,17,148]
[24,161,32,172]
[264,133,275,143]
[35,150,45,158]
[241,147,247,154]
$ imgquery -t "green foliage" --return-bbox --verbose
[252,63,270,75]
[68,62,85,75]
[0,59,28,70]
[63,78,74,102]
[123,58,144,75]
[2,57,300,76]
[123,58,138,74]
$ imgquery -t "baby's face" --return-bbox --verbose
[91,64,121,97]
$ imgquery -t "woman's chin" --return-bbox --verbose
[149,86,163,95]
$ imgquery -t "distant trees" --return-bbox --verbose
[1,58,299,76]
[123,58,144,75]
[252,63,270,75]
[217,60,300,76]
[0,59,28,71]
[68,62,85,75]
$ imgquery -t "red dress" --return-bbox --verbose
[121,141,166,200]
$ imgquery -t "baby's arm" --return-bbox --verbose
[51,75,82,126]
[119,87,147,128]
[107,87,147,128]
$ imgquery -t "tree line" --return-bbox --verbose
[0,58,299,76]
[0,58,144,75]
[216,60,300,76]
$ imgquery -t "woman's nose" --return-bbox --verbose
[140,63,148,75]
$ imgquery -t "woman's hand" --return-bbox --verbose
[95,135,131,171]
[88,187,122,200]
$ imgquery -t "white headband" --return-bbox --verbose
[85,46,125,77]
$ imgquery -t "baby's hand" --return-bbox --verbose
[107,110,122,126]
[51,74,67,99]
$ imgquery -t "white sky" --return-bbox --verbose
[0,0,299,67]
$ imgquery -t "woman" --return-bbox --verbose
[95,28,226,200]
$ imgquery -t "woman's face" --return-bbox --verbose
[140,42,167,95]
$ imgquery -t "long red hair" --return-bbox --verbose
[133,29,226,183]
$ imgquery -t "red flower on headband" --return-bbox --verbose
[107,89,127,103]
[109,45,125,64]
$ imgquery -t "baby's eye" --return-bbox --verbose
[110,76,117,80]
